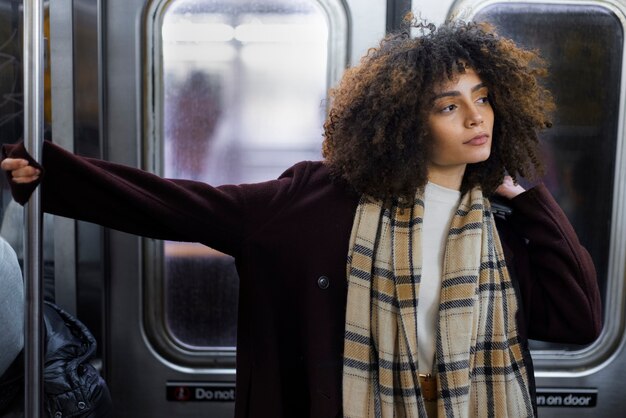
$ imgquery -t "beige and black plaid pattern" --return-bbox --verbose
[343,188,534,418]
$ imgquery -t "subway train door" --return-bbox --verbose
[100,1,400,417]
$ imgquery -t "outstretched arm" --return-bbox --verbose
[1,141,304,257]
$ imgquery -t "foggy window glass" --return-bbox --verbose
[475,4,622,351]
[160,0,330,348]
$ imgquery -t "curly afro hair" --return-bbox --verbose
[322,19,554,200]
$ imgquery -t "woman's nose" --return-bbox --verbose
[466,107,484,127]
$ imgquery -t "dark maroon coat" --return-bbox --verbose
[3,142,602,417]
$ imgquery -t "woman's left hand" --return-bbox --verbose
[495,175,525,199]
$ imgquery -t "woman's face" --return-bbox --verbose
[426,68,494,181]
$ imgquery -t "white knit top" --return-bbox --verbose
[418,182,461,374]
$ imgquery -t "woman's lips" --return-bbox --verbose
[464,134,489,146]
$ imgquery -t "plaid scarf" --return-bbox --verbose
[343,187,534,417]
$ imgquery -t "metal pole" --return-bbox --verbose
[23,0,45,416]
[50,0,77,317]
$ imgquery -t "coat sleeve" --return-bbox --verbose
[2,141,308,258]
[507,183,602,344]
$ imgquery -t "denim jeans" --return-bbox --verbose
[0,236,23,377]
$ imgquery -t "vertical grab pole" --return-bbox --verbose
[23,0,45,416]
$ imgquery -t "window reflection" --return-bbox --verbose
[161,0,330,348]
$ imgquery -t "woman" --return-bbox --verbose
[1,21,601,417]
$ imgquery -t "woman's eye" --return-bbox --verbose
[476,96,490,104]
[441,104,457,113]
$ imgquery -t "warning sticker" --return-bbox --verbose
[536,388,597,408]
[166,382,235,402]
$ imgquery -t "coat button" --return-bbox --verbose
[317,276,330,289]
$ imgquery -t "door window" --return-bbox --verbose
[150,0,347,354]
[473,2,622,356]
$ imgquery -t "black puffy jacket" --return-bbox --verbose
[0,302,112,417]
